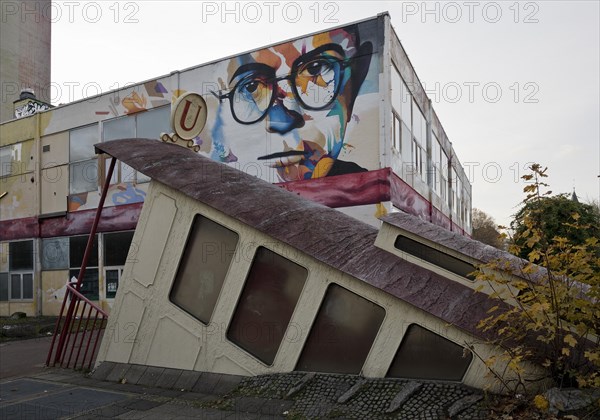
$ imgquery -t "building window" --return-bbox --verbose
[69,235,99,300]
[391,64,412,124]
[170,215,239,324]
[393,112,401,152]
[40,233,134,300]
[441,149,449,203]
[101,106,170,185]
[10,273,33,300]
[0,145,18,178]
[104,231,134,299]
[401,120,412,170]
[452,167,462,218]
[136,105,170,139]
[296,283,385,374]
[394,235,475,280]
[104,269,120,299]
[387,324,472,381]
[0,273,8,301]
[69,124,99,194]
[227,247,307,365]
[0,240,34,301]
[102,115,139,185]
[41,237,69,270]
[413,139,423,178]
[412,101,427,182]
[391,67,414,159]
[432,133,441,194]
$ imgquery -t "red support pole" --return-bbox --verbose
[52,287,73,366]
[76,156,117,290]
[46,286,69,366]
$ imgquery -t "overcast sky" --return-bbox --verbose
[50,1,600,227]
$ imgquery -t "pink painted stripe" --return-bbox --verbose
[0,202,143,241]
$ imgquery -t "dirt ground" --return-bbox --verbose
[0,316,58,343]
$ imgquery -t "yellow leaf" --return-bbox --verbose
[533,395,549,411]
[562,347,571,356]
[564,334,577,348]
[584,351,599,363]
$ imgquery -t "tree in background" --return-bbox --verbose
[472,208,505,249]
[510,192,600,259]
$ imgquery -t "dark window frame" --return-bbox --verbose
[69,234,100,300]
[226,246,308,366]
[386,323,473,381]
[394,235,476,281]
[103,230,135,299]
[169,214,240,325]
[295,283,386,375]
[3,240,35,301]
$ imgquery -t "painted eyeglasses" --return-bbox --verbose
[213,47,350,125]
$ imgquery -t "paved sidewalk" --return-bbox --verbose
[0,337,52,379]
[0,363,491,419]
[0,337,490,419]
[1,369,281,419]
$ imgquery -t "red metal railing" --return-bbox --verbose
[46,156,116,370]
[46,283,109,370]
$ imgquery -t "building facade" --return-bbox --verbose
[0,13,472,316]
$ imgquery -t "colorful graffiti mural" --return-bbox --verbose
[67,183,147,212]
[183,20,381,185]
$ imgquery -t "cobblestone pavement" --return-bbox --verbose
[0,362,494,419]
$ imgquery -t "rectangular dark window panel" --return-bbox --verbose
[394,235,475,280]
[10,274,21,299]
[0,273,8,301]
[227,247,307,365]
[387,324,472,381]
[70,235,99,267]
[69,268,99,301]
[106,269,120,299]
[9,240,33,270]
[296,284,385,374]
[170,215,239,324]
[22,273,33,299]
[104,231,135,266]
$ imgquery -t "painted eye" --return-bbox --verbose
[243,80,260,94]
[306,60,325,76]
[301,59,333,77]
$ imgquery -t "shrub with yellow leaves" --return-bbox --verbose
[473,164,599,396]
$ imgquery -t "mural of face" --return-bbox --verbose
[212,26,373,182]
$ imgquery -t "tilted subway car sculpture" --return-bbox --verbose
[95,139,546,393]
